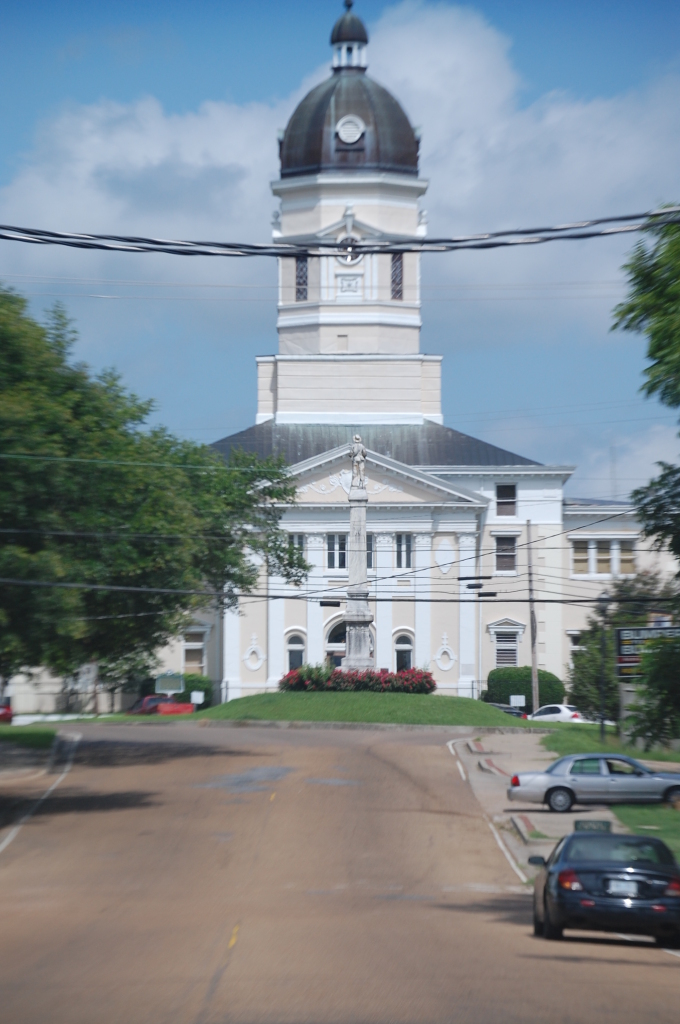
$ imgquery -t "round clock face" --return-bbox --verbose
[336,115,365,145]
[336,236,363,265]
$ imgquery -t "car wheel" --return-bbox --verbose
[533,896,544,937]
[664,786,680,805]
[548,787,574,813]
[543,897,563,940]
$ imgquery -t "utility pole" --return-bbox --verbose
[526,520,540,715]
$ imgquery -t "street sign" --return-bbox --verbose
[155,672,183,695]
[509,694,526,707]
[616,626,680,678]
[190,690,205,704]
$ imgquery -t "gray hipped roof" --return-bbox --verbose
[211,421,541,468]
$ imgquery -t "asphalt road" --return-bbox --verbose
[1,723,678,1024]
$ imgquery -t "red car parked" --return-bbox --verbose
[0,704,12,725]
[127,695,177,715]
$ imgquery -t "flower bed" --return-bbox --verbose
[279,665,436,694]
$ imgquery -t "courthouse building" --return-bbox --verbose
[159,2,674,704]
[8,3,676,714]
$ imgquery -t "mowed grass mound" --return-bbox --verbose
[198,691,523,726]
[541,723,680,764]
[0,725,57,749]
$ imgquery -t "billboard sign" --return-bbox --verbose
[616,626,680,679]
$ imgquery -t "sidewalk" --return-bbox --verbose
[453,732,626,875]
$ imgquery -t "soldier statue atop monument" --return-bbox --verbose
[350,434,367,489]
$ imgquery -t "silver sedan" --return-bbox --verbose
[507,754,680,812]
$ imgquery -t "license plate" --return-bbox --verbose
[607,880,638,897]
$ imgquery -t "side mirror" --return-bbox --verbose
[528,855,546,867]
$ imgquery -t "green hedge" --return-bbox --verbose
[177,674,213,707]
[483,667,564,714]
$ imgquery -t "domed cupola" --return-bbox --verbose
[279,1,419,178]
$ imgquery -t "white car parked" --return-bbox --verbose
[526,704,584,723]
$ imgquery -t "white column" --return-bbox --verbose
[611,539,621,576]
[458,533,477,698]
[222,603,241,702]
[267,574,285,689]
[414,533,432,671]
[375,533,394,670]
[306,534,325,664]
[588,539,597,574]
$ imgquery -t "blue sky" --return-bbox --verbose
[1,0,680,496]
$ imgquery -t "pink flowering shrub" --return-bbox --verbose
[279,665,436,694]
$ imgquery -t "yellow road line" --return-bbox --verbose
[228,925,239,950]
[270,792,276,801]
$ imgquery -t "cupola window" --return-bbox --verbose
[295,256,308,302]
[391,253,403,300]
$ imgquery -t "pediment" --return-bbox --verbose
[290,445,486,507]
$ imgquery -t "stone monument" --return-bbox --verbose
[341,436,374,670]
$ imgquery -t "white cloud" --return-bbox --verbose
[568,424,680,500]
[0,0,678,458]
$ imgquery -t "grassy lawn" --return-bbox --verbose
[540,723,680,764]
[195,691,528,726]
[613,804,680,860]
[0,725,57,749]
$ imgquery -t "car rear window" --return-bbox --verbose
[545,757,570,775]
[565,836,674,865]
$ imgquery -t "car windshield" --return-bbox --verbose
[545,757,570,775]
[565,836,674,866]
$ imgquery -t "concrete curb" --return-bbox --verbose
[511,815,548,846]
[190,719,554,734]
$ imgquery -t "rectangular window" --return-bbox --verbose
[367,533,374,569]
[496,484,516,516]
[597,541,611,574]
[495,536,516,571]
[390,252,403,300]
[295,256,308,301]
[327,534,347,570]
[572,540,589,574]
[620,541,635,575]
[495,632,518,667]
[396,533,412,569]
[288,533,304,554]
[183,632,206,676]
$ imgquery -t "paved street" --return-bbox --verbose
[1,723,679,1024]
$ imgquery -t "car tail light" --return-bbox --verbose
[521,714,528,720]
[664,877,680,896]
[558,869,584,891]
[571,713,580,719]
[511,775,520,787]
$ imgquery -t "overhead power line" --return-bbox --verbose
[0,207,678,259]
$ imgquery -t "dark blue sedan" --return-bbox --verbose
[530,833,680,946]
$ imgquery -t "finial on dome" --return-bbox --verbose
[331,0,368,68]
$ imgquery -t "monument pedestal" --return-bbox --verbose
[341,470,374,671]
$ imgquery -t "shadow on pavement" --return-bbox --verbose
[33,789,160,816]
[74,739,260,768]
[434,893,533,927]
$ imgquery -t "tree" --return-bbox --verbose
[626,636,680,749]
[567,573,677,723]
[613,215,680,409]
[0,287,307,695]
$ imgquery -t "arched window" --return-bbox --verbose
[326,621,347,668]
[395,634,413,671]
[287,634,305,671]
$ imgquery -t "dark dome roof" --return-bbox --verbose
[280,70,419,178]
[331,2,368,44]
